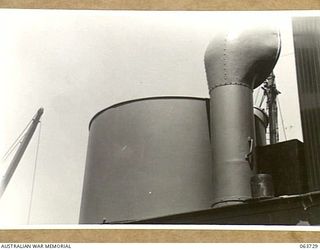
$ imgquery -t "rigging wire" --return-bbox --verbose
[2,119,33,162]
[27,120,42,225]
[277,96,287,141]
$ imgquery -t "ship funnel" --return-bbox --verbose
[205,23,281,206]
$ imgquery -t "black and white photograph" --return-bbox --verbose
[0,9,319,228]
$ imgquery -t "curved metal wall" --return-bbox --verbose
[79,97,214,224]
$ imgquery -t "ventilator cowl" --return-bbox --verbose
[205,23,281,207]
[205,25,281,91]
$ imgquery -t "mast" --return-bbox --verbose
[263,72,280,144]
[0,108,44,199]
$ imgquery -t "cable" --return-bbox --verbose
[2,111,40,162]
[2,119,33,161]
[27,120,42,225]
[277,96,287,141]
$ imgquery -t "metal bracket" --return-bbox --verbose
[245,137,254,169]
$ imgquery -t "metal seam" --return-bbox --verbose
[209,82,253,93]
[223,38,227,83]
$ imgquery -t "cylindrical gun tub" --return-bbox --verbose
[79,97,214,224]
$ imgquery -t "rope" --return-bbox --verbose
[27,120,42,225]
[277,96,287,141]
[2,119,33,161]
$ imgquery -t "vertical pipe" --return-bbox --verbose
[204,25,281,206]
[209,85,255,206]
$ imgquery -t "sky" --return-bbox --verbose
[0,9,313,225]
